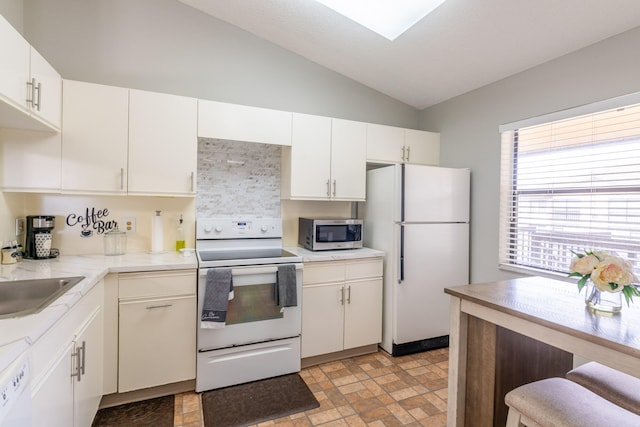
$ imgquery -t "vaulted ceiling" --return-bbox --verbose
[178,0,640,109]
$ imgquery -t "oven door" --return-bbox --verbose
[197,264,302,351]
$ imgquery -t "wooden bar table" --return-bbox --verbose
[445,276,640,427]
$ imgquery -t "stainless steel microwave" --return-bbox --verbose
[298,218,363,251]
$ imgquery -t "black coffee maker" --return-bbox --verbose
[24,215,57,259]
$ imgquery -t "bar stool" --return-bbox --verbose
[504,377,640,427]
[566,362,640,416]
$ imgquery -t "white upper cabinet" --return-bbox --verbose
[283,113,332,199]
[0,15,61,132]
[282,113,366,201]
[404,128,440,165]
[366,123,405,164]
[0,15,30,115]
[128,89,198,196]
[330,118,367,200]
[62,80,129,194]
[198,100,292,145]
[29,46,62,130]
[367,123,440,165]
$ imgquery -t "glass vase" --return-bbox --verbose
[584,281,622,314]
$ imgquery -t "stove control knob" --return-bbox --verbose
[260,225,268,233]
[203,224,213,233]
[215,225,223,233]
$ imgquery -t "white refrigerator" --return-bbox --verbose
[363,164,470,356]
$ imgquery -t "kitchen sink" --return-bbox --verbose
[0,276,85,319]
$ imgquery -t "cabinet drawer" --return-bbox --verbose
[118,270,196,299]
[345,258,383,281]
[302,262,344,285]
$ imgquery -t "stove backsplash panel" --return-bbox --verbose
[197,139,281,218]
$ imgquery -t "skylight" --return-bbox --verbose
[314,0,447,41]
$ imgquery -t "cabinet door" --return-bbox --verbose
[288,113,332,199]
[405,129,440,165]
[29,47,62,130]
[343,278,383,350]
[73,307,104,427]
[0,15,30,113]
[118,295,196,392]
[31,341,75,427]
[301,283,345,358]
[198,99,292,145]
[0,127,61,192]
[62,80,129,194]
[128,89,197,196]
[330,118,366,200]
[366,123,404,164]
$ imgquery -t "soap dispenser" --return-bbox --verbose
[175,214,185,251]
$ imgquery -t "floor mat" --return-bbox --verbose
[91,395,174,427]
[201,373,320,427]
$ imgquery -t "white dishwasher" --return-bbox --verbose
[0,350,31,427]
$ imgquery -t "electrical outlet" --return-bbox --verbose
[122,217,136,234]
[15,218,25,236]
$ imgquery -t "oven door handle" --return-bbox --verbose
[199,264,302,276]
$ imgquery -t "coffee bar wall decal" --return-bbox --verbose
[66,207,118,238]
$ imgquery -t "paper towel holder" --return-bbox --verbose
[150,210,164,254]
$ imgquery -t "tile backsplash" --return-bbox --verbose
[196,139,281,218]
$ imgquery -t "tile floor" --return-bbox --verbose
[174,347,449,426]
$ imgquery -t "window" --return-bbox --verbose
[499,100,640,277]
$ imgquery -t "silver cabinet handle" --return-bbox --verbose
[190,171,195,192]
[326,179,331,197]
[406,146,410,162]
[26,78,35,107]
[120,168,124,190]
[332,180,336,197]
[71,341,85,382]
[339,287,345,305]
[34,81,42,111]
[79,341,86,377]
[71,347,80,381]
[401,145,406,162]
[146,304,173,309]
[346,285,351,304]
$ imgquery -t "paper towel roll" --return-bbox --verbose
[151,210,164,253]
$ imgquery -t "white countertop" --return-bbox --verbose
[285,246,384,262]
[0,252,197,371]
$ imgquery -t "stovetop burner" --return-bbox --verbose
[195,218,302,268]
[198,248,298,262]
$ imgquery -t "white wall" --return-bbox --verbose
[420,26,640,283]
[0,0,22,32]
[21,0,419,128]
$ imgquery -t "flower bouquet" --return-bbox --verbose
[569,251,640,310]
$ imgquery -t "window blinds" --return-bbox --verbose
[499,103,640,277]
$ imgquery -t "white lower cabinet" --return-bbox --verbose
[30,281,104,427]
[301,258,383,358]
[117,270,196,393]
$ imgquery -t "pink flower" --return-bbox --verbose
[591,256,637,293]
[569,254,600,275]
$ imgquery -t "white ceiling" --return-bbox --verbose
[178,0,640,110]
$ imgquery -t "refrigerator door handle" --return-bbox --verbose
[399,223,405,283]
[399,163,406,283]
